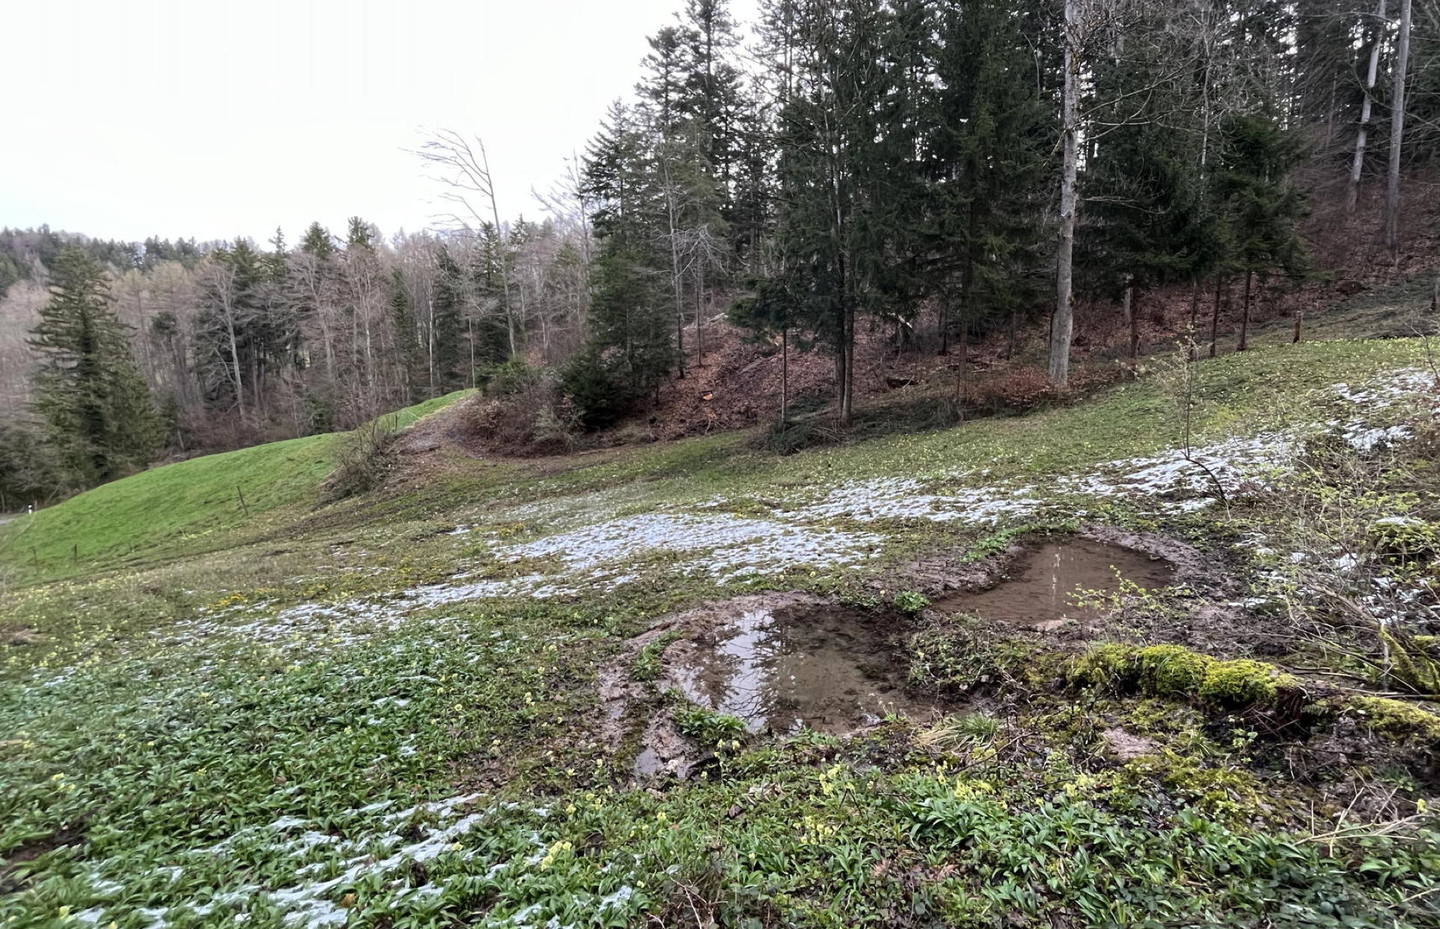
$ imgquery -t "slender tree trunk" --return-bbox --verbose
[473,141,516,359]
[953,317,969,422]
[1238,270,1253,352]
[1188,277,1200,330]
[780,327,789,427]
[1324,75,1338,150]
[426,297,436,397]
[938,293,950,355]
[1349,0,1387,214]
[1121,276,1137,363]
[466,315,476,389]
[226,317,245,421]
[1384,0,1412,253]
[1209,274,1223,359]
[695,263,705,368]
[661,161,686,379]
[1050,0,1080,387]
[1292,308,1304,343]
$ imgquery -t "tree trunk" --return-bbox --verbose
[695,263,705,368]
[475,141,516,360]
[1384,0,1412,253]
[1348,0,1387,214]
[780,327,789,427]
[1292,309,1304,343]
[665,173,686,379]
[466,315,476,389]
[953,318,969,422]
[1188,278,1200,331]
[1209,275,1223,359]
[938,293,950,355]
[1050,0,1080,388]
[226,316,245,421]
[1238,270,1253,352]
[1121,276,1137,363]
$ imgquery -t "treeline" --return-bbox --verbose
[4,0,1437,504]
[0,218,589,505]
[573,0,1438,423]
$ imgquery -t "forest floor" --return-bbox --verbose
[3,314,1440,923]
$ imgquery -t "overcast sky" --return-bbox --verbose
[2,0,756,246]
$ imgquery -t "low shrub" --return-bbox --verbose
[478,358,541,397]
[321,416,399,501]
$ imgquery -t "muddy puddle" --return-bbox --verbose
[933,538,1174,630]
[665,601,938,737]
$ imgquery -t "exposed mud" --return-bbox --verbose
[601,593,940,779]
[665,602,938,735]
[3,626,43,647]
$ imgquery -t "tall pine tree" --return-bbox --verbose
[29,247,161,487]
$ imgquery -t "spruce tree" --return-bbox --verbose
[432,245,468,390]
[561,237,674,428]
[29,247,161,487]
[926,0,1054,354]
[1212,114,1310,350]
[389,268,423,401]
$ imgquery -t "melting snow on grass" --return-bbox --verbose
[501,512,883,582]
[791,366,1434,524]
[180,514,883,647]
[68,794,621,929]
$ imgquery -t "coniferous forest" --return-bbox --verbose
[2,0,1438,501]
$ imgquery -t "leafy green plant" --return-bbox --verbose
[892,590,930,614]
[674,705,746,750]
[632,631,682,683]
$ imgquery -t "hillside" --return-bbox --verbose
[3,324,1439,926]
[0,391,470,585]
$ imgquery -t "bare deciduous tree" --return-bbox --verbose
[417,130,518,356]
[1348,0,1388,214]
[1383,0,1413,253]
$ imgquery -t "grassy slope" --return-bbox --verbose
[1,341,1437,928]
[0,391,469,583]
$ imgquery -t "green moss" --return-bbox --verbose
[1136,645,1215,698]
[1121,751,1266,821]
[1198,659,1290,709]
[1346,695,1440,743]
[1064,644,1137,690]
[1067,645,1296,713]
[1380,628,1440,697]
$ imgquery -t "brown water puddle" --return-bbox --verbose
[664,603,939,737]
[933,538,1174,630]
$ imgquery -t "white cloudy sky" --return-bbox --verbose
[2,0,756,245]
